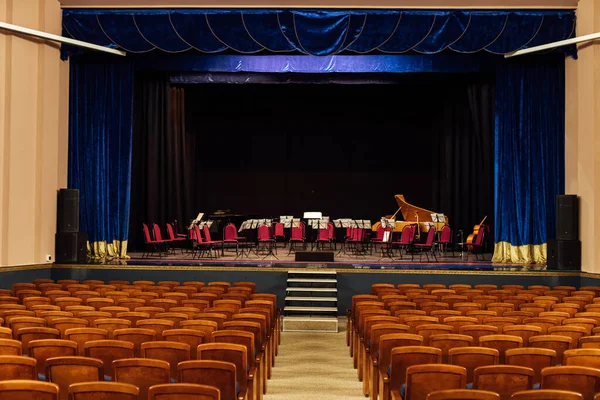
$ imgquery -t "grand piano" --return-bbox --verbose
[207,209,255,240]
[372,194,449,233]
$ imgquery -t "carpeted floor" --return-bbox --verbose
[264,318,366,400]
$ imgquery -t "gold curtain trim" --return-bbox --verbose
[87,240,130,260]
[492,241,546,264]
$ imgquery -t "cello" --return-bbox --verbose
[466,216,487,244]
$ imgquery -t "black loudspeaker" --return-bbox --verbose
[295,251,334,262]
[547,239,581,270]
[55,232,88,263]
[556,195,579,240]
[57,189,80,233]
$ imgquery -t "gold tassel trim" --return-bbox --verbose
[492,241,546,264]
[87,240,130,260]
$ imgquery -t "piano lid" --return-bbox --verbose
[394,194,449,224]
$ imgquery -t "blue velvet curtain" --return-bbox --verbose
[62,9,576,57]
[492,57,565,264]
[68,61,134,259]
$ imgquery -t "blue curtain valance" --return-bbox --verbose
[62,9,576,57]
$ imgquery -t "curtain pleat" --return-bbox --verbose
[129,73,196,250]
[68,61,134,259]
[431,76,496,249]
[492,58,565,264]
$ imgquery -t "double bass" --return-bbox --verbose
[466,216,487,244]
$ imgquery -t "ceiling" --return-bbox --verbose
[58,0,579,9]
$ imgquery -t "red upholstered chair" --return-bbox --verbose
[153,223,177,255]
[223,223,241,253]
[273,222,286,245]
[315,224,333,251]
[465,226,488,261]
[344,226,367,256]
[372,224,385,243]
[327,222,335,247]
[166,223,187,255]
[435,225,453,256]
[414,226,437,262]
[288,222,305,254]
[391,225,414,259]
[190,225,215,259]
[142,223,166,258]
[257,224,277,259]
[203,225,223,257]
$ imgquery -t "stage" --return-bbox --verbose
[92,246,545,272]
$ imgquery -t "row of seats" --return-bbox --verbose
[387,363,600,400]
[349,282,600,400]
[0,380,221,400]
[0,278,280,400]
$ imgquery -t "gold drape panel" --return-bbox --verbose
[87,240,130,260]
[492,241,546,264]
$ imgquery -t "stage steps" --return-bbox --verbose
[283,269,338,333]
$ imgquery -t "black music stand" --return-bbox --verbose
[336,219,353,256]
[377,228,394,261]
[257,223,278,260]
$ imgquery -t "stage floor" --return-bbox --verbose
[90,245,546,272]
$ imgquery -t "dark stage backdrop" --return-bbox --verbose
[129,73,494,250]
[130,72,198,251]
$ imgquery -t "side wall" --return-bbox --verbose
[0,0,69,268]
[565,0,600,273]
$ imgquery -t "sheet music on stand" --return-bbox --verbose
[251,219,259,229]
[424,222,435,230]
[291,218,301,228]
[430,213,445,223]
[238,220,249,232]
[362,220,372,230]
[206,220,214,228]
[383,230,392,242]
[318,218,328,229]
[333,219,342,228]
[355,220,364,229]
[322,216,330,222]
[188,212,204,229]
[309,219,320,229]
[340,219,352,228]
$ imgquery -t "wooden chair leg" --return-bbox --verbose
[371,360,379,400]
[362,350,370,396]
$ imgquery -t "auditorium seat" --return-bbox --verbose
[511,389,583,400]
[197,343,250,400]
[45,356,103,400]
[0,380,59,399]
[147,383,220,400]
[141,341,191,382]
[177,360,237,400]
[68,381,139,400]
[400,364,466,400]
[113,358,170,400]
